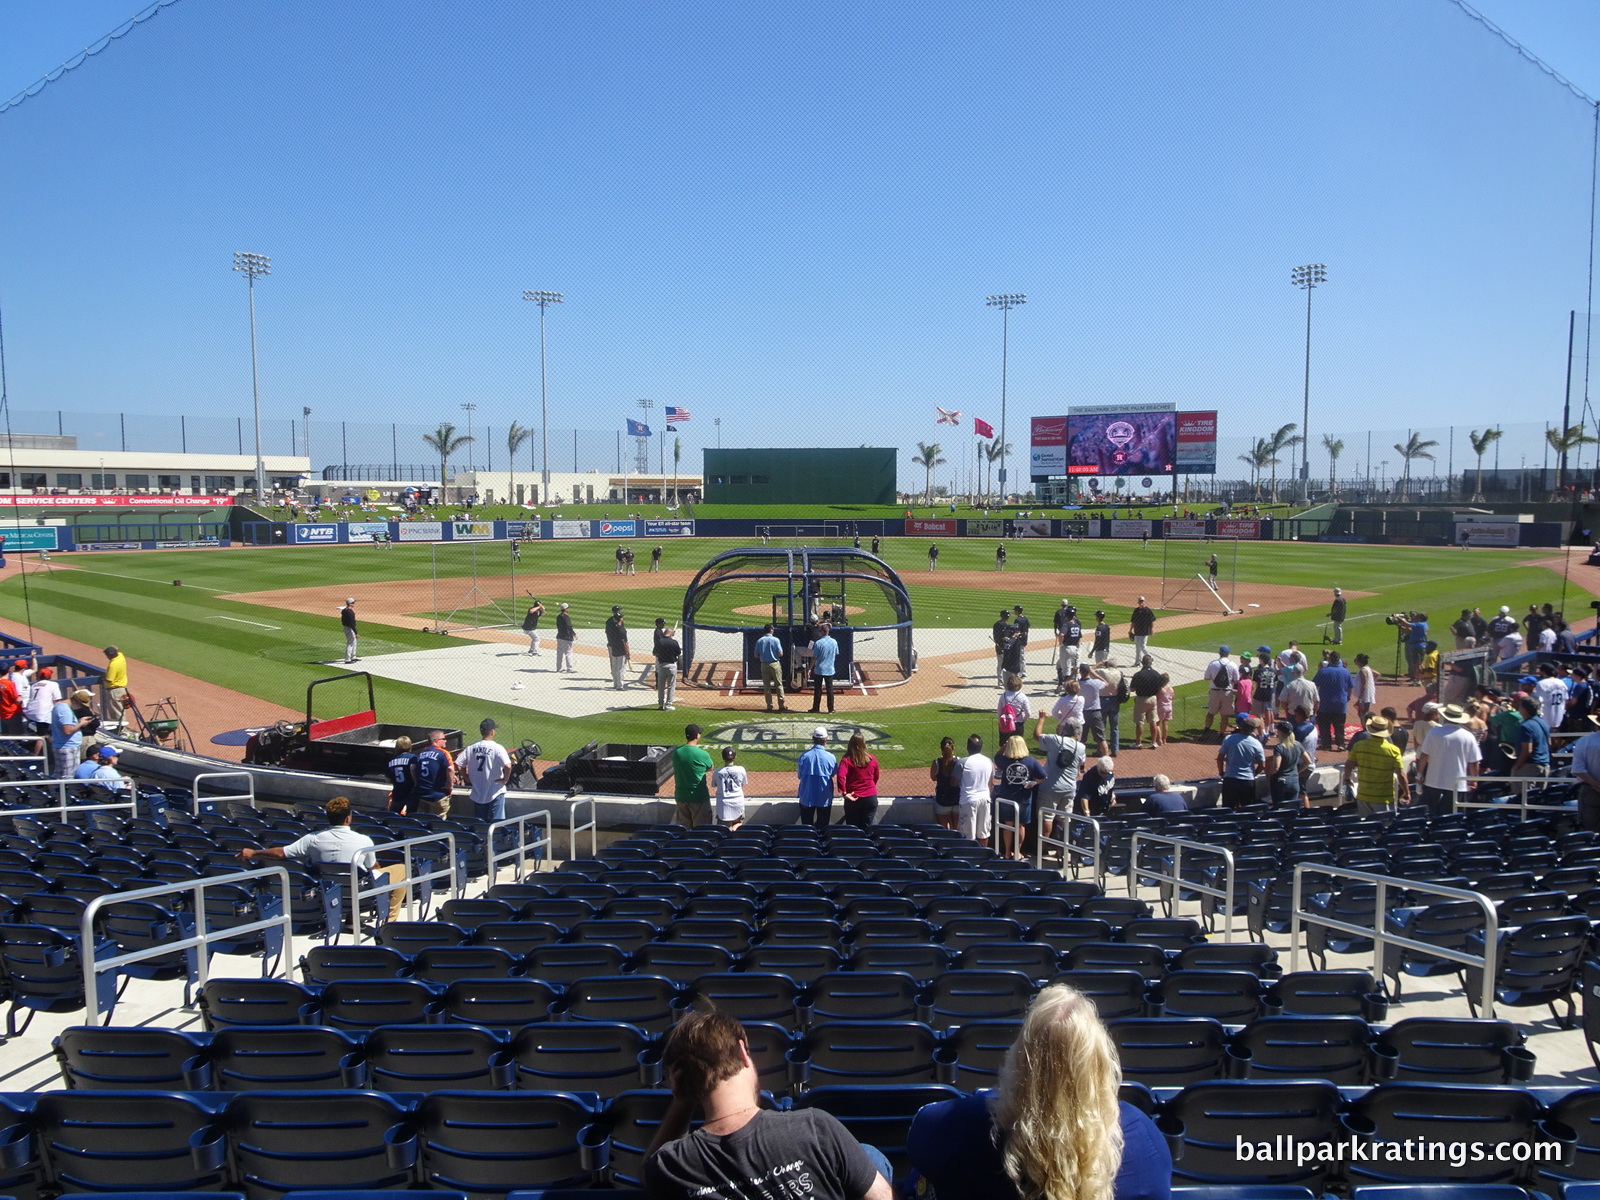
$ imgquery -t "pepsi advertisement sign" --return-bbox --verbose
[598,520,637,537]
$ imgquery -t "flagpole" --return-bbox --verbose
[622,422,630,510]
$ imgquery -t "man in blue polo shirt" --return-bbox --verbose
[796,727,837,828]
[755,624,787,713]
[1216,713,1265,809]
[809,623,840,714]
[1511,695,1551,781]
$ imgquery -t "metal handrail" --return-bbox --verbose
[191,771,256,814]
[570,796,597,859]
[1035,808,1102,881]
[0,777,137,822]
[81,867,294,1025]
[1128,832,1237,940]
[486,809,553,887]
[990,797,1022,856]
[1451,773,1574,819]
[1289,863,1499,1017]
[344,832,458,937]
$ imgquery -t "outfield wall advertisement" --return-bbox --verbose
[451,521,495,541]
[398,522,443,542]
[0,527,62,550]
[292,523,339,544]
[346,521,389,543]
[551,520,591,539]
[907,518,956,536]
[644,519,695,537]
[1214,518,1262,539]
[1163,519,1207,539]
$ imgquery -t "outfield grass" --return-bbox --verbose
[0,537,1577,772]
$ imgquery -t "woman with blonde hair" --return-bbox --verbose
[907,983,1170,1200]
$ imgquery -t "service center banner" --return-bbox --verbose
[0,494,235,507]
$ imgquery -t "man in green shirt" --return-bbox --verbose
[672,723,715,828]
[1343,714,1410,816]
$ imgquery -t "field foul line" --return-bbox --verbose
[39,566,229,592]
[209,615,281,630]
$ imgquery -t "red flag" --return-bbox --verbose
[973,417,995,439]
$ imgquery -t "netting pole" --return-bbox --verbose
[432,543,441,632]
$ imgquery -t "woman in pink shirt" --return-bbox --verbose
[835,732,881,829]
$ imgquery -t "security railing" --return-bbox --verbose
[0,777,138,822]
[569,796,598,859]
[343,832,458,938]
[1128,833,1237,940]
[81,867,294,1026]
[1451,774,1574,820]
[1034,808,1102,881]
[990,798,1022,858]
[191,771,257,815]
[486,810,553,887]
[1289,863,1499,1017]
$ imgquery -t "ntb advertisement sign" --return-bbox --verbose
[293,523,339,544]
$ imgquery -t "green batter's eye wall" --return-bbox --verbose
[680,546,915,690]
[702,447,897,505]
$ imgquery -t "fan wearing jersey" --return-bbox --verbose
[455,718,512,821]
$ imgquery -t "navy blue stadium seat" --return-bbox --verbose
[795,1084,961,1179]
[1166,1080,1344,1190]
[510,1020,659,1097]
[364,1024,515,1091]
[198,978,319,1030]
[416,1091,605,1196]
[209,1026,365,1090]
[53,1026,210,1090]
[33,1091,230,1195]
[221,1089,416,1199]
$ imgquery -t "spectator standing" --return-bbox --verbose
[1129,596,1156,660]
[1416,704,1482,817]
[1327,588,1346,644]
[1450,609,1477,649]
[1312,652,1355,751]
[412,730,455,817]
[50,688,97,779]
[670,724,715,828]
[644,1010,894,1200]
[1511,696,1551,781]
[1078,664,1109,757]
[929,736,962,830]
[604,606,631,690]
[1129,655,1164,749]
[1034,716,1086,820]
[1556,620,1579,654]
[1201,646,1239,740]
[1567,666,1594,732]
[456,718,512,822]
[1534,664,1567,730]
[1345,715,1409,815]
[1353,653,1378,724]
[1155,673,1174,748]
[1249,648,1278,723]
[101,646,129,729]
[1235,652,1255,713]
[796,727,837,828]
[1267,721,1306,806]
[1048,678,1084,739]
[1078,756,1117,816]
[1097,659,1128,755]
[0,668,22,736]
[753,623,787,712]
[341,598,359,663]
[809,623,840,714]
[956,733,997,841]
[1470,608,1490,645]
[992,734,1043,858]
[654,624,682,712]
[835,733,882,829]
[1570,724,1600,831]
[713,747,747,830]
[1057,605,1083,681]
[997,673,1032,744]
[1496,626,1525,663]
[1277,641,1309,679]
[23,666,59,739]
[554,603,576,673]
[1279,664,1318,728]
[384,735,418,814]
[1216,714,1265,808]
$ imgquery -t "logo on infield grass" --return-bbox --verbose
[703,719,899,762]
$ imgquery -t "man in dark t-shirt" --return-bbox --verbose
[645,1011,892,1200]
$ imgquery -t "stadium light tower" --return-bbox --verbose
[232,252,271,502]
[1291,263,1327,503]
[986,294,1025,501]
[523,290,563,491]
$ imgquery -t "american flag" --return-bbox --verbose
[665,406,692,424]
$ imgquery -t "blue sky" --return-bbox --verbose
[1,0,1598,490]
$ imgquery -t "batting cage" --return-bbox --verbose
[1159,534,1240,615]
[680,547,914,692]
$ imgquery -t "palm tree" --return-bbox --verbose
[983,440,1010,500]
[1238,438,1273,500]
[422,422,474,497]
[1544,423,1596,492]
[505,422,531,505]
[912,442,946,504]
[1321,434,1344,496]
[1264,422,1302,503]
[1468,427,1503,500]
[1393,430,1439,499]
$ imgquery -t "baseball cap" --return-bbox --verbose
[1240,650,1254,660]
[1218,646,1230,655]
[1061,598,1070,605]
[346,597,356,604]
[479,718,498,734]
[1257,645,1272,655]
[97,745,120,760]
[1518,675,1537,688]
[560,602,569,610]
[1500,605,1511,615]
[1095,610,1106,618]
[37,668,52,679]
[1333,587,1342,595]
[10,660,24,670]
[1234,713,1252,727]
[612,605,623,616]
[812,727,828,741]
